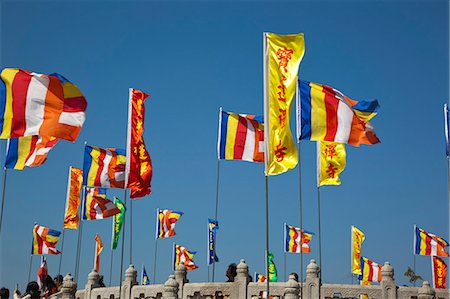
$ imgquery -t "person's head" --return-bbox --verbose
[54,275,63,286]
[289,272,299,282]
[25,282,40,299]
[0,287,10,299]
[226,263,237,282]
[43,275,55,288]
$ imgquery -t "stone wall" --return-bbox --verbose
[54,259,449,299]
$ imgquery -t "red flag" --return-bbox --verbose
[126,88,153,198]
[37,256,48,289]
[432,256,447,289]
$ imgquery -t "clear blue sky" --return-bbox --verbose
[0,0,449,291]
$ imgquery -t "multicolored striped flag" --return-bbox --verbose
[432,256,447,289]
[156,209,183,239]
[207,218,219,265]
[63,167,83,229]
[298,80,380,147]
[126,88,153,199]
[173,244,198,271]
[264,33,304,175]
[284,223,314,253]
[32,224,61,255]
[37,256,48,289]
[5,136,59,170]
[83,145,126,188]
[111,197,126,250]
[351,226,365,275]
[94,234,103,273]
[141,265,150,285]
[317,141,346,186]
[414,225,449,257]
[358,257,382,284]
[217,109,264,163]
[0,68,87,141]
[82,188,121,220]
[444,104,449,158]
[254,273,267,282]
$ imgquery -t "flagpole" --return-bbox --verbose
[58,228,66,276]
[27,254,33,282]
[297,142,304,294]
[265,175,270,297]
[75,186,85,281]
[153,239,158,284]
[109,249,114,286]
[212,159,220,282]
[317,186,322,294]
[283,252,286,282]
[0,167,8,233]
[129,196,132,265]
[119,190,127,299]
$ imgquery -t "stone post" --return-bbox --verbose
[236,259,249,299]
[163,275,179,299]
[121,264,138,299]
[283,274,299,299]
[174,264,187,299]
[61,273,77,299]
[305,259,319,299]
[381,262,397,299]
[418,281,435,299]
[85,269,100,299]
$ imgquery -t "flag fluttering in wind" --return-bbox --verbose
[156,209,183,239]
[83,145,126,188]
[37,256,48,289]
[63,166,83,229]
[32,224,61,255]
[268,251,278,282]
[0,68,87,141]
[263,32,305,176]
[432,256,447,289]
[126,88,153,199]
[5,136,59,170]
[414,225,449,257]
[351,226,365,275]
[207,218,219,265]
[297,80,379,147]
[111,197,126,250]
[173,244,198,271]
[82,188,121,220]
[358,257,382,284]
[217,109,264,163]
[94,234,103,273]
[254,273,267,282]
[141,265,150,285]
[317,141,346,186]
[284,223,314,253]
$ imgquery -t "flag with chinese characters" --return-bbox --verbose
[63,167,83,229]
[432,256,447,289]
[254,273,267,282]
[156,209,183,239]
[284,223,314,253]
[351,226,365,275]
[263,32,304,176]
[414,225,449,257]
[268,251,278,282]
[207,218,219,265]
[5,136,59,170]
[94,234,103,272]
[37,256,48,289]
[358,257,382,284]
[317,141,346,186]
[32,224,61,255]
[173,244,198,271]
[126,88,153,199]
[111,197,126,250]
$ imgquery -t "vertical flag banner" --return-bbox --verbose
[432,256,447,289]
[297,80,380,146]
[82,188,121,220]
[37,256,48,289]
[94,234,103,273]
[284,223,314,253]
[217,109,264,163]
[414,225,449,257]
[351,226,365,275]
[264,32,304,176]
[126,88,153,199]
[32,224,62,255]
[141,264,150,285]
[156,209,183,239]
[268,251,278,282]
[254,273,267,282]
[207,218,219,265]
[5,136,59,170]
[0,68,87,141]
[358,257,382,284]
[317,141,346,186]
[444,104,449,158]
[63,166,83,229]
[173,244,198,271]
[83,145,126,188]
[112,197,126,250]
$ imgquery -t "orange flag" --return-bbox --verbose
[63,167,83,229]
[432,256,447,289]
[126,88,153,199]
[94,234,103,272]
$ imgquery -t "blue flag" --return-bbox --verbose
[207,219,219,265]
[141,265,150,285]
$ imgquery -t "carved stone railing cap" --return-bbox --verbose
[286,274,299,289]
[381,262,394,279]
[237,259,248,270]
[62,273,77,290]
[306,259,319,276]
[88,269,100,281]
[164,275,179,288]
[418,281,435,295]
[237,259,248,277]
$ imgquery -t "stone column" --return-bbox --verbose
[163,275,179,299]
[283,274,299,299]
[174,264,187,299]
[236,259,249,299]
[381,262,397,299]
[418,281,435,299]
[305,259,319,299]
[61,273,77,299]
[85,269,100,299]
[121,264,138,299]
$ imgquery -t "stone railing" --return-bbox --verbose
[53,259,449,299]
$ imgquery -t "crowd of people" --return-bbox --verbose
[0,275,63,299]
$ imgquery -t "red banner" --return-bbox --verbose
[432,256,447,289]
[126,88,153,198]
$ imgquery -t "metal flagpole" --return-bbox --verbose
[27,255,33,282]
[75,187,86,281]
[109,249,114,286]
[118,189,127,299]
[129,197,132,265]
[110,215,115,287]
[153,239,158,284]
[283,252,286,282]
[212,158,220,282]
[0,167,8,233]
[317,186,322,295]
[297,142,304,294]
[58,228,66,276]
[265,176,270,297]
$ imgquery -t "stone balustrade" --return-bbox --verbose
[53,260,449,299]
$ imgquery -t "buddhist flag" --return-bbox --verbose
[5,136,59,170]
[32,224,61,255]
[156,209,183,239]
[111,197,126,250]
[254,273,267,282]
[263,32,304,176]
[141,264,150,285]
[94,234,103,272]
[317,141,346,186]
[63,167,83,229]
[126,88,153,199]
[351,226,365,275]
[284,223,314,253]
[173,244,198,271]
[37,256,48,289]
[83,145,126,188]
[432,256,447,289]
[358,257,382,284]
[414,225,449,257]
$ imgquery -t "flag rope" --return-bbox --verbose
[297,142,304,295]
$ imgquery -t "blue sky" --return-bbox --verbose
[0,0,449,292]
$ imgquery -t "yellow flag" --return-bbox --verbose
[317,141,346,186]
[351,226,365,275]
[264,32,305,176]
[94,234,103,272]
[63,167,83,229]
